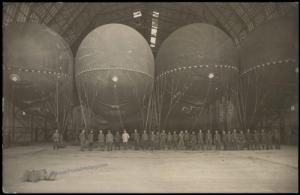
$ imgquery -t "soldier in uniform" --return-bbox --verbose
[52,129,60,150]
[166,131,173,150]
[266,130,273,150]
[106,130,114,151]
[190,131,197,150]
[160,130,167,150]
[227,130,232,150]
[98,130,105,151]
[253,129,260,150]
[79,129,86,151]
[232,129,238,150]
[245,129,252,150]
[88,130,94,151]
[178,131,185,150]
[114,131,121,150]
[122,129,130,150]
[221,130,227,150]
[274,128,281,149]
[214,130,221,150]
[141,130,149,150]
[172,131,178,150]
[260,129,267,150]
[184,130,190,150]
[238,130,245,150]
[149,131,156,151]
[154,131,160,150]
[205,130,212,150]
[197,129,205,150]
[133,129,140,150]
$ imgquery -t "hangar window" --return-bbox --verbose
[133,11,142,18]
[153,11,159,18]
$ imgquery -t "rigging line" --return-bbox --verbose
[77,83,87,129]
[191,78,213,129]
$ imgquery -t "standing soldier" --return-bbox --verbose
[253,130,260,150]
[106,130,114,151]
[154,131,160,150]
[260,129,267,150]
[167,131,173,150]
[178,131,185,150]
[197,129,204,150]
[190,131,197,150]
[79,129,86,151]
[205,130,212,150]
[184,130,190,150]
[238,130,245,150]
[98,130,105,151]
[141,130,149,150]
[232,129,238,150]
[227,130,232,150]
[114,131,121,150]
[214,130,221,150]
[52,129,60,150]
[160,130,167,150]
[245,129,252,150]
[172,131,178,150]
[274,128,281,149]
[122,129,130,150]
[88,130,94,151]
[133,129,140,150]
[266,130,273,150]
[221,130,227,150]
[149,131,156,151]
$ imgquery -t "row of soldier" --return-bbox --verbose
[78,128,281,151]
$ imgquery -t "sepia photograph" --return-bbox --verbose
[2,2,299,193]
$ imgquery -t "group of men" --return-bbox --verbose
[77,128,281,151]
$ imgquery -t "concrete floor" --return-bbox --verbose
[3,145,298,193]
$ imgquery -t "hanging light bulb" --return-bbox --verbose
[112,76,119,82]
[208,73,214,79]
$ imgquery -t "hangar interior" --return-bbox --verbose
[2,2,299,146]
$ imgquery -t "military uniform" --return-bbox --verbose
[114,132,121,150]
[205,130,212,150]
[238,131,245,150]
[190,132,197,150]
[266,130,273,150]
[197,130,205,150]
[98,131,105,151]
[149,131,156,150]
[52,131,60,150]
[227,131,233,150]
[184,131,190,149]
[160,131,167,150]
[141,131,149,150]
[133,130,140,150]
[172,131,178,150]
[178,131,185,150]
[214,131,221,150]
[221,131,227,150]
[245,129,252,150]
[87,131,94,151]
[167,132,173,150]
[232,130,238,150]
[154,132,160,150]
[106,131,114,151]
[122,130,130,150]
